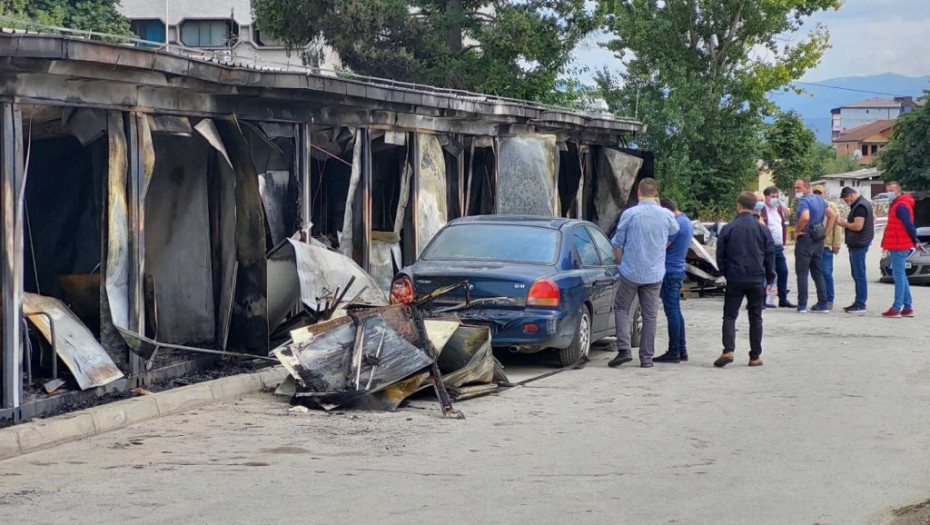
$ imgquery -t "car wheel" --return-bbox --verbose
[559,306,591,367]
[630,296,642,348]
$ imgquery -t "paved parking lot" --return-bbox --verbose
[2,242,930,525]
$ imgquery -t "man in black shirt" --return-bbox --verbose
[837,187,875,314]
[714,192,777,367]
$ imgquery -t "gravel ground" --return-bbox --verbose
[1,241,929,525]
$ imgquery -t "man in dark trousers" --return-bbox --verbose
[837,187,875,314]
[714,192,776,368]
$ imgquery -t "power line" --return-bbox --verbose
[790,81,917,98]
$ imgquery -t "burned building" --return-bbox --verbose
[0,30,646,422]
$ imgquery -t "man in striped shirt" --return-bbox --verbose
[608,178,679,368]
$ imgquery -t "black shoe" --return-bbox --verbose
[779,301,797,308]
[653,353,681,363]
[844,304,867,314]
[640,361,654,368]
[608,352,633,368]
[764,303,777,309]
[680,353,689,362]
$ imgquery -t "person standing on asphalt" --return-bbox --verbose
[761,186,795,308]
[714,192,776,368]
[654,197,693,364]
[837,187,874,314]
[880,181,919,318]
[813,185,844,311]
[793,179,837,314]
[609,178,679,369]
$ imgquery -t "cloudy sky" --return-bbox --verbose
[572,0,930,82]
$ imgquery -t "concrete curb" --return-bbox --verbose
[0,365,288,462]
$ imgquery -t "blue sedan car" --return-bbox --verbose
[391,216,641,366]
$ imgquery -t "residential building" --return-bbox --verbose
[118,0,340,71]
[833,120,895,166]
[815,168,883,200]
[830,96,922,140]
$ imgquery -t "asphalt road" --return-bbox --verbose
[2,241,930,525]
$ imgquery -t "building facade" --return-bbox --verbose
[830,97,922,140]
[118,0,340,71]
[833,120,895,166]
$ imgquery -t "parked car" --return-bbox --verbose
[880,227,930,284]
[391,216,641,367]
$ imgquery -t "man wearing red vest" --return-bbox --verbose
[881,181,919,318]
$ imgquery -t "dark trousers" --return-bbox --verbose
[722,282,764,360]
[795,234,826,308]
[660,272,687,358]
[774,245,789,304]
[849,244,869,307]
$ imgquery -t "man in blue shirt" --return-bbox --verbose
[653,198,693,364]
[792,179,837,313]
[608,178,679,368]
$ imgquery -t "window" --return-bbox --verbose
[573,227,601,266]
[840,180,846,186]
[130,19,165,44]
[180,20,234,47]
[422,224,559,264]
[254,25,287,47]
[871,144,879,155]
[862,145,869,157]
[587,227,618,266]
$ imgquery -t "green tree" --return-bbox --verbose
[811,142,858,177]
[596,0,842,216]
[879,96,930,190]
[763,111,818,190]
[250,0,597,101]
[0,0,131,35]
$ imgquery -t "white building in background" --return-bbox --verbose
[118,0,340,71]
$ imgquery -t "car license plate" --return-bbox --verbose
[905,261,913,269]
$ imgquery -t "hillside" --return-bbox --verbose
[770,73,930,143]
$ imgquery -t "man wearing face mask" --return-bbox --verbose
[793,179,837,313]
[812,185,844,311]
[837,187,874,314]
[880,181,918,318]
[761,186,794,308]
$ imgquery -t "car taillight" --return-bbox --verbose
[390,276,414,305]
[526,279,560,308]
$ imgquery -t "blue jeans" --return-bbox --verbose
[848,244,869,307]
[771,245,789,304]
[660,272,687,357]
[822,248,835,302]
[889,249,913,311]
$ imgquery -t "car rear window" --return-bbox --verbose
[422,224,559,264]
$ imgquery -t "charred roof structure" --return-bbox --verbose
[0,28,647,422]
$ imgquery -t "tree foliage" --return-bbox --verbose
[879,97,930,190]
[811,142,858,177]
[250,0,597,101]
[0,0,131,35]
[596,0,842,216]
[763,111,817,189]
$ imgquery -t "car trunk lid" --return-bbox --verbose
[410,260,556,308]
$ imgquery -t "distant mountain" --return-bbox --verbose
[770,73,930,143]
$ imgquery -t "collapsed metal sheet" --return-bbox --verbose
[209,136,238,350]
[416,134,447,256]
[370,236,402,291]
[259,170,291,247]
[24,293,124,390]
[215,118,269,353]
[144,134,216,344]
[288,238,387,310]
[146,115,192,136]
[497,135,559,216]
[266,241,300,332]
[104,111,130,333]
[64,108,107,146]
[194,119,233,170]
[339,129,363,258]
[594,147,643,233]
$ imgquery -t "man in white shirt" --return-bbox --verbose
[760,186,795,308]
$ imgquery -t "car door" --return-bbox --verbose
[571,226,611,334]
[587,226,621,332]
